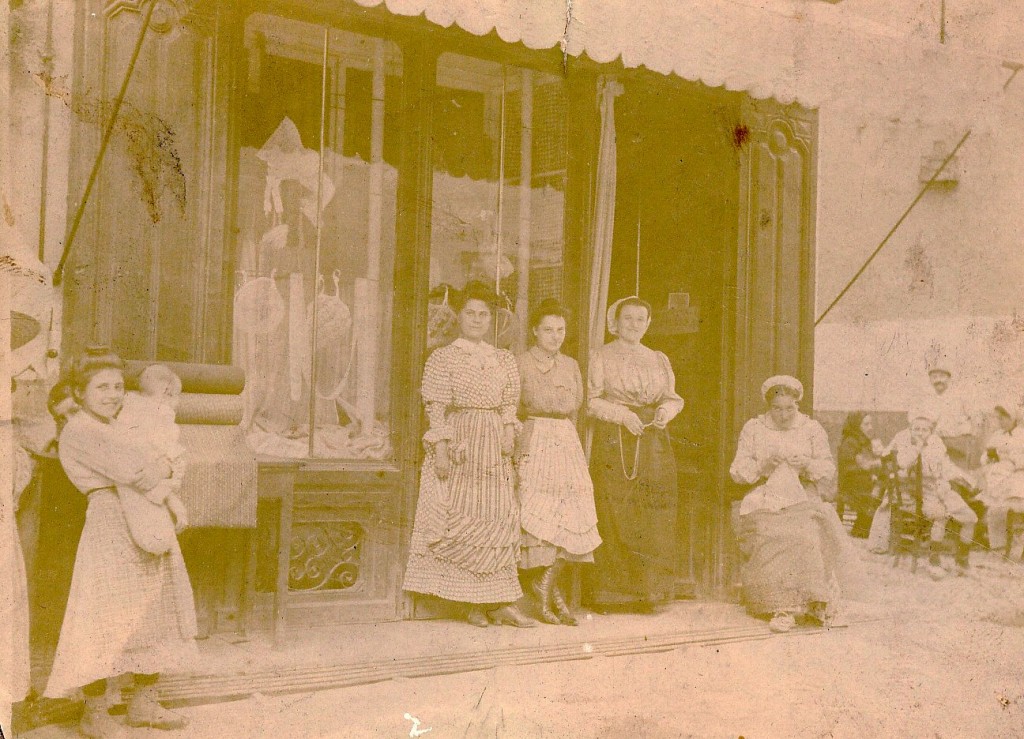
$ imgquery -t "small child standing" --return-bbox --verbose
[117,364,189,548]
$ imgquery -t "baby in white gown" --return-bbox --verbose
[118,364,189,535]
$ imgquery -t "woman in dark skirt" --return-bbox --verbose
[586,296,684,611]
[837,411,883,538]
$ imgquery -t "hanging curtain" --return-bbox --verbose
[587,77,624,352]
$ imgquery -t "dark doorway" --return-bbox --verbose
[607,74,739,596]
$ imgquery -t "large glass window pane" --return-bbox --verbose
[233,15,401,460]
[428,54,568,353]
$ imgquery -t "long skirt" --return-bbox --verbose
[44,490,198,698]
[403,409,522,604]
[736,500,847,617]
[588,418,678,604]
[517,418,601,569]
[1,476,30,722]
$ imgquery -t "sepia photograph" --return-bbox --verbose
[2,0,1024,736]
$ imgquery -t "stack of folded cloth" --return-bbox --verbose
[125,361,258,528]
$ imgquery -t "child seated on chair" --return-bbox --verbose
[890,408,977,579]
[979,400,1024,557]
[118,364,189,532]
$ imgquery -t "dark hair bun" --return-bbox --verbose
[452,280,500,312]
[529,298,569,330]
[71,346,125,390]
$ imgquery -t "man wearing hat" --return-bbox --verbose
[922,362,979,474]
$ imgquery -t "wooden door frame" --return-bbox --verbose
[716,98,819,596]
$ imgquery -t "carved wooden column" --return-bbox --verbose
[733,99,818,429]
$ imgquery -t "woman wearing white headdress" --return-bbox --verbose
[730,375,853,633]
[586,296,684,611]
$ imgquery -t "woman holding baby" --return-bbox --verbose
[44,348,196,737]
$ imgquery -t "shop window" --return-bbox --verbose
[428,54,569,353]
[233,14,401,460]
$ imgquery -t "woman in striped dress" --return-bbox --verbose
[44,348,196,736]
[403,282,535,628]
[516,300,601,625]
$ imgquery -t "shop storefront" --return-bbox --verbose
[57,0,820,629]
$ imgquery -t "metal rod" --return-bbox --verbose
[1004,66,1022,91]
[634,205,641,297]
[307,27,329,458]
[815,129,971,326]
[515,68,533,355]
[53,0,157,285]
[493,69,507,345]
[37,0,56,262]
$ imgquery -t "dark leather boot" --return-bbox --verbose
[549,561,578,626]
[530,566,561,624]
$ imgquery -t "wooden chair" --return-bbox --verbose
[880,453,928,572]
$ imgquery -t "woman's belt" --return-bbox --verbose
[624,404,659,424]
[455,406,500,412]
[526,412,571,420]
[85,486,116,496]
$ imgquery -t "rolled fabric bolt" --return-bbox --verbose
[175,392,245,426]
[125,361,246,395]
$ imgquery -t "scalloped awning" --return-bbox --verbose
[350,0,1003,117]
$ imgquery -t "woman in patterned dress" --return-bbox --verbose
[44,348,196,736]
[516,299,601,625]
[403,282,535,628]
[587,296,684,611]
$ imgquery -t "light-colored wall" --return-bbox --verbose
[839,0,1024,60]
[812,1,1024,412]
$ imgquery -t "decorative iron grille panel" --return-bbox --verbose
[289,522,364,591]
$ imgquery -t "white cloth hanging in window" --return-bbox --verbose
[256,117,336,226]
[233,270,285,336]
[308,271,353,404]
[233,271,285,428]
[288,273,308,403]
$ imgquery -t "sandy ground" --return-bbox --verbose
[20,542,1024,738]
